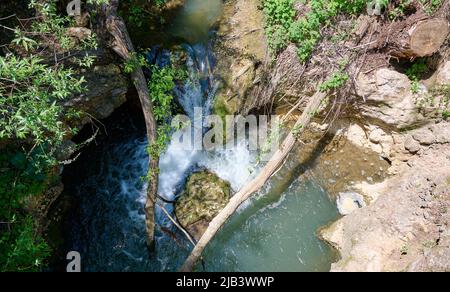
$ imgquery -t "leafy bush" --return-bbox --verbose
[319,71,349,92]
[0,0,102,271]
[263,0,296,52]
[146,64,186,161]
[263,0,367,62]
[0,216,51,272]
[120,0,167,28]
[0,55,85,145]
[0,148,53,272]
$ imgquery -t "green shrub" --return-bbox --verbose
[319,71,349,92]
[0,216,51,272]
[263,0,367,62]
[263,0,296,52]
[146,64,186,161]
[406,59,428,94]
[0,149,52,272]
[0,0,102,271]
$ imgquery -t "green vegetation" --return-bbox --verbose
[443,109,450,120]
[262,0,296,52]
[406,59,428,94]
[146,64,186,162]
[419,0,443,15]
[263,0,367,62]
[263,0,444,61]
[0,0,105,271]
[415,83,449,120]
[388,0,443,19]
[429,84,450,120]
[388,0,411,20]
[124,52,148,73]
[319,72,349,92]
[0,149,53,272]
[120,0,167,28]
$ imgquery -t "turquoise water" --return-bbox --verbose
[202,179,340,272]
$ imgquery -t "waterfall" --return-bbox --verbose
[156,42,257,205]
[61,39,338,273]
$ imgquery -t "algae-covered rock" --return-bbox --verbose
[175,171,231,239]
[212,0,267,115]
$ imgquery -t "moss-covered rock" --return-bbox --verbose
[212,0,267,115]
[175,170,231,239]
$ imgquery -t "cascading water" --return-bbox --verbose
[60,41,259,271]
[59,0,340,272]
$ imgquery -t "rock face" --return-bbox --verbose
[63,64,128,128]
[356,68,425,129]
[213,0,267,115]
[175,171,231,240]
[356,60,450,129]
[321,137,450,272]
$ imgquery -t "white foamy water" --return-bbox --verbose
[198,139,258,192]
[157,43,257,201]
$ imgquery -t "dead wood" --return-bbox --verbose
[101,0,159,247]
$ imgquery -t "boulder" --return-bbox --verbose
[412,128,436,145]
[336,192,366,216]
[63,64,128,127]
[357,68,425,129]
[175,171,231,240]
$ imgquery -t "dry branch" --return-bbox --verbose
[179,90,327,272]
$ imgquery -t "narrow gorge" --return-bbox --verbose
[0,0,449,273]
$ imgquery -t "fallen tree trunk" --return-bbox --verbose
[179,91,327,272]
[390,18,449,59]
[103,0,159,247]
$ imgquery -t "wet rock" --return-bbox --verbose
[213,0,266,114]
[55,140,77,161]
[404,135,421,154]
[336,192,366,216]
[175,171,231,240]
[341,123,393,159]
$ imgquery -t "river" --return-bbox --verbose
[57,0,339,272]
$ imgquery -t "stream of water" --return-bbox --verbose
[58,0,339,272]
